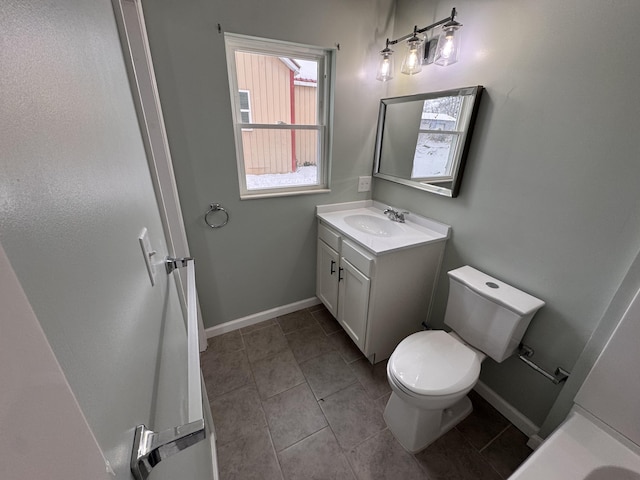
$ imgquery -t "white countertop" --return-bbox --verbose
[316,200,450,255]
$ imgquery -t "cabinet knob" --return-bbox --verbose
[330,260,336,275]
[338,267,344,282]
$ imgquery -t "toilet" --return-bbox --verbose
[384,265,545,453]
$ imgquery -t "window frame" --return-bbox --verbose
[411,95,476,183]
[224,33,335,199]
[238,89,252,125]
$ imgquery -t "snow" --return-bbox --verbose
[411,136,454,177]
[294,59,317,82]
[246,165,318,190]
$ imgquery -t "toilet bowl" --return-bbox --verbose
[384,330,484,452]
[384,266,545,453]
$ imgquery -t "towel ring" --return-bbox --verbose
[204,203,229,229]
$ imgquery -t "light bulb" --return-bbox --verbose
[435,23,461,66]
[400,38,423,75]
[407,47,419,68]
[381,58,391,76]
[441,36,455,59]
[376,48,394,82]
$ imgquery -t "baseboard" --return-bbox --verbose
[205,297,321,338]
[526,434,544,450]
[473,380,541,443]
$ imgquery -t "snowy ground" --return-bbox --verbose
[246,165,318,190]
[411,136,454,177]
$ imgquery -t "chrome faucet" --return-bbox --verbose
[383,207,409,223]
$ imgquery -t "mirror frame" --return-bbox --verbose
[373,85,484,198]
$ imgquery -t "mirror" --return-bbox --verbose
[373,86,483,197]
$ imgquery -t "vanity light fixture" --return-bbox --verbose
[434,16,462,66]
[376,41,394,82]
[400,30,424,75]
[376,7,462,81]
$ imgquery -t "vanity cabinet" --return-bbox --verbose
[317,223,372,351]
[316,219,447,363]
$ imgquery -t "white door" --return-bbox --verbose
[317,240,340,316]
[338,258,370,350]
[0,0,215,478]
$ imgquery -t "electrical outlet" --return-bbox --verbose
[358,176,372,192]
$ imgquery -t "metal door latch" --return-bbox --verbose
[165,256,193,274]
[131,420,206,480]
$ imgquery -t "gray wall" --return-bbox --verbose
[378,0,640,427]
[0,0,185,475]
[538,243,640,437]
[141,0,394,326]
[141,0,640,430]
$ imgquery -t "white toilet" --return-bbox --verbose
[384,265,545,453]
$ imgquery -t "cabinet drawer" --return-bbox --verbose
[318,222,341,251]
[342,240,374,277]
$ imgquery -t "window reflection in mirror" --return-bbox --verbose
[374,86,483,197]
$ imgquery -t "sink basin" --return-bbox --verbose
[316,202,450,254]
[344,214,402,237]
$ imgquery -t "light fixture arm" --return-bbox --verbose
[385,7,457,47]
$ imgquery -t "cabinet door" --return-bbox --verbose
[338,258,370,351]
[317,239,339,317]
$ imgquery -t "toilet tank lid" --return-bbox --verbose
[448,266,545,316]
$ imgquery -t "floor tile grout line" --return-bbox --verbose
[344,425,390,454]
[247,344,295,366]
[263,422,286,480]
[238,319,278,337]
[210,347,283,472]
[272,423,330,456]
[205,347,256,401]
[477,424,522,480]
[478,424,511,454]
[410,442,431,478]
[317,410,361,479]
[259,378,309,403]
[264,384,357,478]
[255,349,330,452]
[282,319,325,337]
[484,450,509,480]
[315,378,390,475]
[313,377,360,403]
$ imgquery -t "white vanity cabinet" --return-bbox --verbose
[317,223,373,351]
[316,210,449,363]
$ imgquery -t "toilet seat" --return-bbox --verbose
[388,331,481,397]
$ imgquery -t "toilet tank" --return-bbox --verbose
[444,266,545,363]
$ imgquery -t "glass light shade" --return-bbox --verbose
[434,24,461,66]
[376,48,394,82]
[400,38,423,75]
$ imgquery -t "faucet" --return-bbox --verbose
[383,206,409,223]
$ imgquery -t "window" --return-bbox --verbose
[238,90,252,123]
[225,33,335,198]
[411,95,472,182]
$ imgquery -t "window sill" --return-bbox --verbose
[240,188,331,200]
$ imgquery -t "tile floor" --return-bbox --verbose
[202,305,532,480]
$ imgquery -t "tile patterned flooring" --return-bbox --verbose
[202,305,532,480]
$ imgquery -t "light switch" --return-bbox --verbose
[139,228,157,286]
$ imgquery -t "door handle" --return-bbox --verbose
[132,420,206,480]
[330,260,336,275]
[338,267,344,282]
